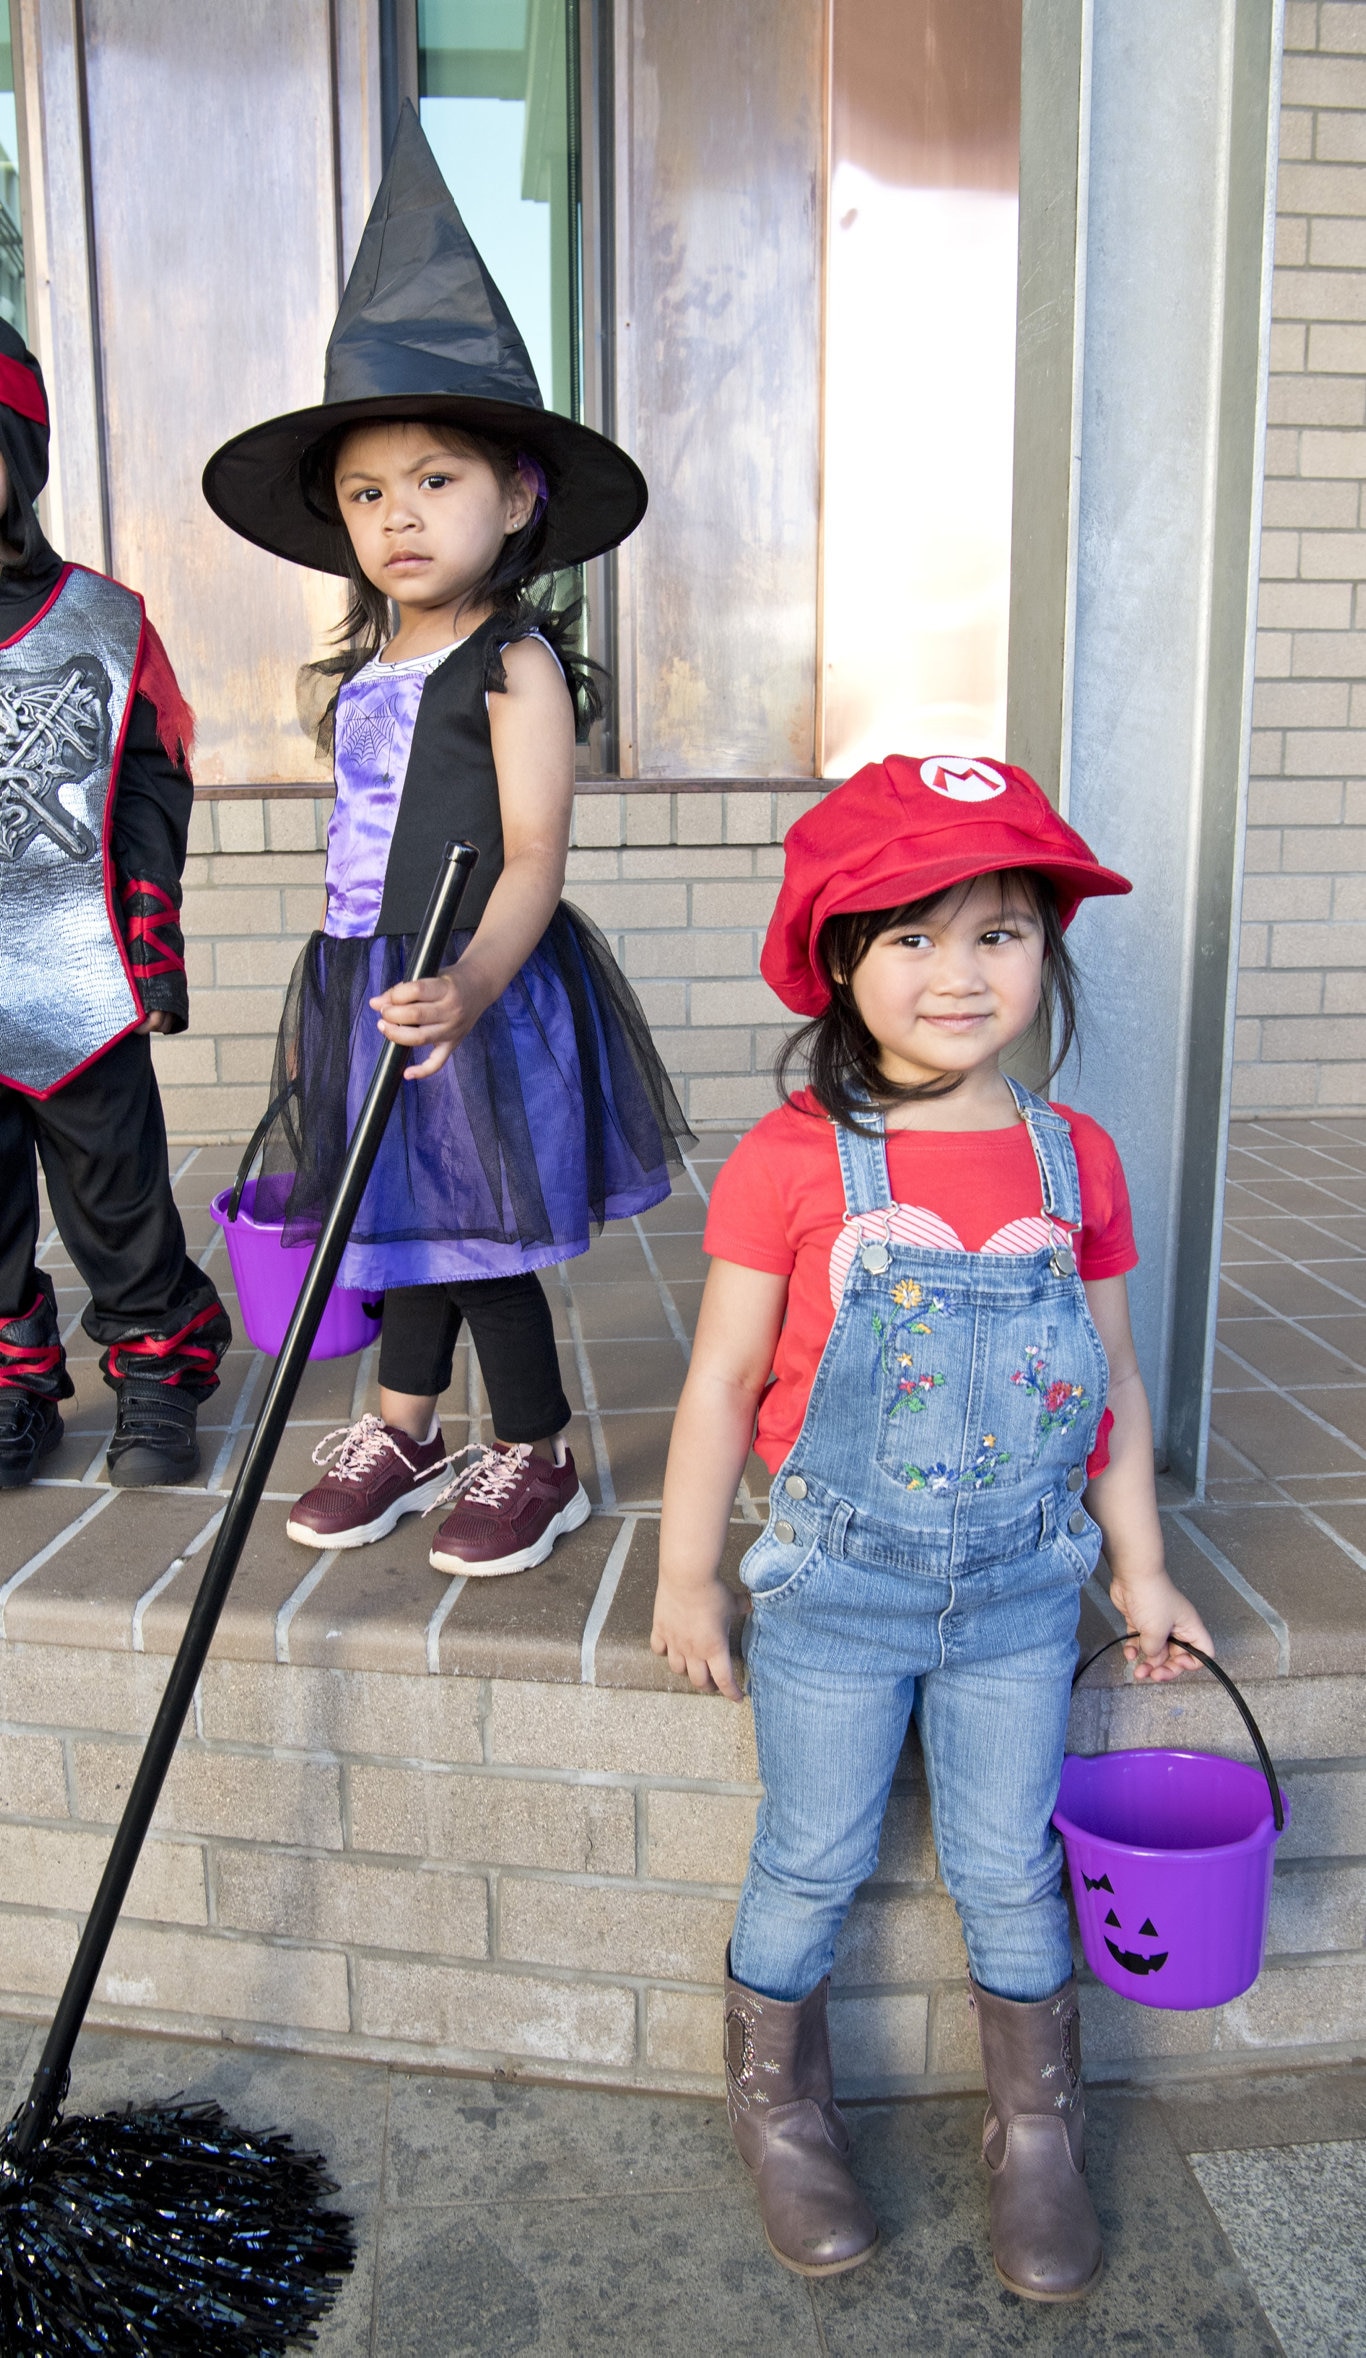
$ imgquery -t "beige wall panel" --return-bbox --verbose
[82,0,343,784]
[616,0,823,778]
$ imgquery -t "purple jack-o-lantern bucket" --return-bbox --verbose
[210,1175,383,1361]
[1053,1639,1288,2012]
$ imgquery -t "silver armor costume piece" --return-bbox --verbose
[0,564,144,1096]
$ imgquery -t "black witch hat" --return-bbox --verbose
[203,102,645,574]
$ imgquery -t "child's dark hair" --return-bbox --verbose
[775,871,1079,1133]
[298,419,604,745]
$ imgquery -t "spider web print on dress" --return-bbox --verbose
[334,687,403,776]
[828,1207,1075,1307]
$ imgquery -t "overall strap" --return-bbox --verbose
[1004,1074,1083,1230]
[834,1112,894,1216]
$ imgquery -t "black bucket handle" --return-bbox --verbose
[1073,1633,1285,1834]
[227,1080,300,1222]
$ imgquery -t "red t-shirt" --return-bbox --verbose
[705,1093,1137,1479]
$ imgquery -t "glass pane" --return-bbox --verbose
[418,0,581,419]
[821,0,1020,775]
[0,15,25,337]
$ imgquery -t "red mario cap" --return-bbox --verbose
[761,754,1132,1017]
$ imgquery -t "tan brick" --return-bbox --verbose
[1261,1014,1366,1058]
[0,1908,75,1996]
[184,940,213,988]
[1266,372,1365,428]
[1275,214,1309,267]
[646,1789,756,1884]
[830,1992,929,2089]
[488,1680,758,1781]
[1318,1062,1366,1103]
[198,1660,482,1761]
[563,881,688,932]
[1319,3,1366,53]
[161,1085,262,1141]
[283,885,327,933]
[1104,1676,1363,1763]
[1271,919,1366,965]
[98,1920,349,2030]
[1282,55,1366,107]
[833,1891,967,1984]
[1276,269,1366,324]
[0,1824,205,1924]
[1269,322,1308,372]
[674,792,725,845]
[500,1877,734,1981]
[264,796,329,852]
[645,1985,721,2077]
[0,1646,170,1737]
[181,886,284,937]
[774,790,823,834]
[688,1076,781,1124]
[73,1743,344,1849]
[175,986,285,1035]
[572,794,624,849]
[215,1848,488,1956]
[1283,0,1319,44]
[622,929,756,980]
[564,851,622,885]
[1324,969,1366,1010]
[214,800,267,853]
[356,1954,636,2063]
[1241,875,1332,920]
[1335,871,1366,918]
[1282,821,1366,867]
[1316,111,1366,163]
[186,802,215,856]
[149,1033,217,1084]
[348,1764,635,1874]
[1241,827,1282,873]
[1247,780,1343,824]
[724,793,775,844]
[651,1026,752,1073]
[690,879,781,929]
[1285,729,1366,772]
[1298,530,1366,578]
[207,852,324,887]
[1236,970,1323,1016]
[1262,478,1360,526]
[689,977,787,1027]
[1222,1953,1366,2051]
[1233,1015,1261,1061]
[632,981,689,1029]
[1311,218,1366,276]
[214,936,310,987]
[1230,1060,1319,1107]
[1252,681,1350,727]
[1254,641,1291,684]
[0,1732,69,1818]
[1263,427,1303,476]
[1258,529,1300,580]
[624,793,671,846]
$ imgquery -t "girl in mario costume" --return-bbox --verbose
[0,320,230,1490]
[652,754,1212,2300]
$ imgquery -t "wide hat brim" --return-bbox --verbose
[202,393,647,576]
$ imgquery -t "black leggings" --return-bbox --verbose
[377,1273,571,1444]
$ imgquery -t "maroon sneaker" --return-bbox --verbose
[286,1415,451,1548]
[428,1441,590,1576]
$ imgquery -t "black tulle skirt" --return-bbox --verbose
[257,902,693,1289]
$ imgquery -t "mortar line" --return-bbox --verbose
[679,1150,711,1205]
[131,1506,224,1653]
[274,1550,339,1664]
[425,1575,468,1674]
[556,1264,616,1509]
[207,1350,267,1491]
[631,1218,692,1359]
[0,1489,119,1635]
[1214,1340,1366,1465]
[580,1515,637,1684]
[1170,1509,1290,1676]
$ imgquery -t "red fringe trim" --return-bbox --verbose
[134,620,196,772]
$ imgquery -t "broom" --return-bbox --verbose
[0,841,477,2354]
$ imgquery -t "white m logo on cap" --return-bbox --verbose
[919,757,1008,802]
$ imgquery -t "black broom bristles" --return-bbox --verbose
[0,2099,355,2353]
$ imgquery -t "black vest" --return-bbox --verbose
[374,613,511,935]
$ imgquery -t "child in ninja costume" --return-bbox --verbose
[0,321,231,1489]
[203,107,689,1575]
[652,757,1212,2300]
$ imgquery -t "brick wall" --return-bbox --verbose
[1237,0,1366,1113]
[0,1643,1361,2089]
[156,790,813,1143]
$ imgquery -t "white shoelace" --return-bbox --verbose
[430,1441,532,1514]
[312,1413,418,1481]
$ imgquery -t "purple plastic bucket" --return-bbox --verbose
[210,1177,382,1360]
[1055,1743,1289,2011]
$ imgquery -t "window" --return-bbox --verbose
[0,15,24,335]
[417,0,582,420]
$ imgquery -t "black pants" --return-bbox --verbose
[0,1032,229,1390]
[378,1274,571,1444]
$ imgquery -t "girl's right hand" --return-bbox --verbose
[650,1574,743,1702]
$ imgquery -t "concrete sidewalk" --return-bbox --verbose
[4,2016,1361,2356]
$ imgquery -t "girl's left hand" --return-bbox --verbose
[1106,1567,1213,1683]
[370,971,479,1080]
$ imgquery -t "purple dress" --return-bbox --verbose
[259,636,691,1291]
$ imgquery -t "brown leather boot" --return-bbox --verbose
[724,1954,878,2278]
[971,1976,1103,2301]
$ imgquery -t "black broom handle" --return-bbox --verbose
[12,841,478,2159]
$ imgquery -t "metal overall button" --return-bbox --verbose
[1068,1509,1089,1535]
[774,1520,797,1544]
[1066,1465,1086,1492]
[784,1474,808,1499]
[860,1241,890,1273]
[1050,1244,1076,1278]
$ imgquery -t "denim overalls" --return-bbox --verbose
[730,1080,1110,2006]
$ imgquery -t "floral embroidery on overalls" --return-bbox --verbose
[872,1277,954,1420]
[1012,1350,1091,1437]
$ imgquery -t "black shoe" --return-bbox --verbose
[0,1390,64,1488]
[106,1381,201,1487]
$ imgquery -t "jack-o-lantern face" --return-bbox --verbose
[1082,1871,1168,1976]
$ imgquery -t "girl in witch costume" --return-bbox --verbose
[203,107,689,1576]
[651,758,1212,2300]
[0,320,231,1490]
